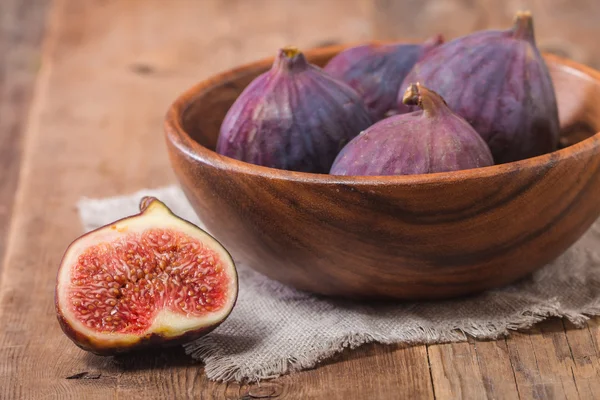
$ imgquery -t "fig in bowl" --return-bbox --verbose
[398,12,560,164]
[330,83,494,176]
[324,35,443,121]
[216,46,372,174]
[164,43,600,300]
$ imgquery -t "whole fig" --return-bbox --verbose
[324,35,443,121]
[397,11,560,164]
[216,46,373,173]
[330,83,494,176]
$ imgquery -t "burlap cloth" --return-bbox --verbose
[77,185,600,382]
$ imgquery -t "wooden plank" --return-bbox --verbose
[471,339,522,399]
[269,344,434,400]
[506,319,584,399]
[0,0,50,273]
[427,340,525,400]
[588,318,600,364]
[428,342,488,399]
[0,0,431,398]
[422,321,600,400]
[562,320,600,399]
[426,338,521,400]
[114,343,434,400]
[426,318,600,400]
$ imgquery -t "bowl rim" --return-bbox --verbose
[164,42,600,186]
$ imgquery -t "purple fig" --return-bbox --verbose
[216,46,373,173]
[324,35,444,121]
[330,83,494,176]
[397,11,560,164]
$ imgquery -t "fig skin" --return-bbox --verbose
[397,11,560,164]
[55,313,220,356]
[55,197,238,356]
[330,83,494,176]
[216,46,373,173]
[324,35,444,121]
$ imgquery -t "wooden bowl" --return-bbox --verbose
[164,43,600,300]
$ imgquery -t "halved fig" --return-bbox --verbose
[55,197,238,355]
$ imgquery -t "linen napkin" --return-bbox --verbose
[78,185,600,382]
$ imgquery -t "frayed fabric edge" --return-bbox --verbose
[184,300,600,383]
[75,186,600,384]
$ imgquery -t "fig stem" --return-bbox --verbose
[401,83,449,117]
[273,46,309,73]
[139,196,158,212]
[512,10,535,43]
[423,34,444,49]
[281,46,300,58]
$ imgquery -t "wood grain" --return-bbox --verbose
[562,320,600,398]
[428,342,489,398]
[0,0,50,273]
[427,339,525,399]
[2,0,600,398]
[239,343,435,400]
[505,319,593,399]
[469,339,521,399]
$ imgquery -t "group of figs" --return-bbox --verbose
[54,11,562,356]
[217,11,561,175]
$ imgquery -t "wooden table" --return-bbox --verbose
[1,1,599,398]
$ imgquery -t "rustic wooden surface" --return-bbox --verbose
[0,0,50,271]
[0,0,599,398]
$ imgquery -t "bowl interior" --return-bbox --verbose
[180,46,600,160]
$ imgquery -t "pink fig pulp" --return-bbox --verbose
[55,197,238,355]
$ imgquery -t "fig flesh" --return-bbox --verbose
[330,83,494,176]
[55,197,238,355]
[324,35,443,121]
[398,11,560,164]
[216,46,373,173]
